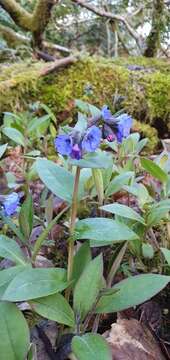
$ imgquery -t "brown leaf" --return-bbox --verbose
[105,319,166,360]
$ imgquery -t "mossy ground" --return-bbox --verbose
[0,56,169,150]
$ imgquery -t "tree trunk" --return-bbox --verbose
[144,0,164,57]
[0,0,57,49]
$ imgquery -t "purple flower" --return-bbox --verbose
[3,192,19,216]
[116,114,133,143]
[55,124,101,160]
[54,134,72,156]
[82,126,101,152]
[71,144,82,160]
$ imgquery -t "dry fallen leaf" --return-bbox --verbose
[105,319,166,360]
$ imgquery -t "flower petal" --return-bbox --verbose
[54,134,72,156]
[82,126,101,152]
[3,192,19,216]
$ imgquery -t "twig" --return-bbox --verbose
[39,55,77,76]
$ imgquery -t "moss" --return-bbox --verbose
[0,62,43,112]
[0,57,169,140]
[133,120,159,152]
[144,72,170,127]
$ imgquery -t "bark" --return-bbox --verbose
[39,55,77,76]
[0,24,29,46]
[0,0,32,30]
[144,0,164,57]
[0,23,71,53]
[0,0,57,49]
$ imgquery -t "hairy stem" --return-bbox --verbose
[67,166,81,283]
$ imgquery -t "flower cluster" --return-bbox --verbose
[54,125,101,159]
[101,105,133,143]
[3,192,19,216]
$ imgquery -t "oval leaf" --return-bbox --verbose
[36,159,74,203]
[30,293,75,327]
[0,235,27,265]
[72,333,112,360]
[0,301,29,360]
[0,266,28,299]
[73,255,103,320]
[72,242,91,287]
[70,151,112,169]
[3,268,67,301]
[75,218,138,246]
[19,194,34,239]
[2,127,25,147]
[101,203,145,224]
[105,172,134,196]
[141,158,168,183]
[96,274,170,313]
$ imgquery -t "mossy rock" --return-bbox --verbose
[0,56,169,143]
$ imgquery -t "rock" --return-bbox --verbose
[105,319,166,360]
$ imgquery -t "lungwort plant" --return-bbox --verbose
[0,100,170,359]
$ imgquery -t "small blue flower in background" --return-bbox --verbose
[54,134,72,156]
[82,126,101,152]
[54,125,101,159]
[116,114,133,143]
[102,105,133,143]
[3,192,19,216]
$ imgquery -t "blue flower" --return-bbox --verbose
[82,126,101,152]
[54,134,72,156]
[116,114,133,143]
[3,192,19,216]
[55,125,101,159]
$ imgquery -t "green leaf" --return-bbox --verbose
[36,159,74,203]
[0,266,28,298]
[74,113,87,133]
[124,183,152,208]
[105,172,134,196]
[28,115,50,133]
[2,127,25,147]
[136,138,148,154]
[0,144,8,159]
[72,333,112,360]
[101,203,145,224]
[1,214,26,243]
[161,248,170,266]
[75,99,101,117]
[70,151,112,169]
[141,158,168,183]
[19,193,33,239]
[96,274,170,313]
[72,242,91,286]
[73,255,103,320]
[3,268,68,301]
[0,235,27,265]
[75,218,138,246]
[30,293,75,327]
[0,301,29,360]
[142,243,154,259]
[147,200,170,227]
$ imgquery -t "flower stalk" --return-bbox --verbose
[67,166,81,283]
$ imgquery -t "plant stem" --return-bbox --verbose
[67,166,81,283]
